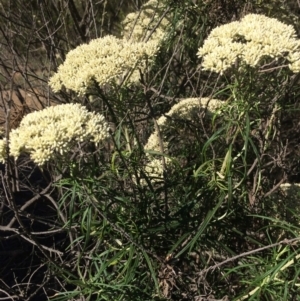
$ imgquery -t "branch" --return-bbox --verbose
[199,236,300,276]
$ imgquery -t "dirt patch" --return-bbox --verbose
[0,88,58,129]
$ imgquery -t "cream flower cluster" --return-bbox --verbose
[197,14,300,74]
[122,0,170,43]
[143,98,222,182]
[9,104,110,165]
[49,35,160,95]
[0,137,7,164]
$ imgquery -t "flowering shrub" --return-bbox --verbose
[3,2,300,300]
[49,35,160,95]
[143,98,222,182]
[197,14,300,74]
[9,104,110,165]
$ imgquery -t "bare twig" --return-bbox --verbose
[199,236,300,276]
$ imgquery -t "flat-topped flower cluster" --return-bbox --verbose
[197,14,300,74]
[49,35,160,95]
[0,129,6,164]
[49,0,172,95]
[143,98,222,182]
[8,104,110,165]
[122,0,170,42]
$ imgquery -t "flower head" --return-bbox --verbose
[49,36,160,95]
[9,104,110,165]
[143,98,222,183]
[0,138,7,164]
[145,97,221,152]
[197,14,300,74]
[122,0,170,43]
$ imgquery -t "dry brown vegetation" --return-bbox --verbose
[0,87,59,129]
